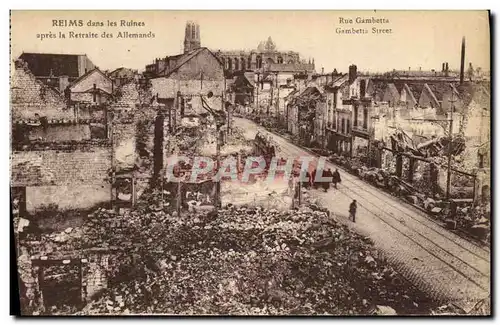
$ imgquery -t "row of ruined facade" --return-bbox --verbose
[253,63,491,203]
[11,33,492,212]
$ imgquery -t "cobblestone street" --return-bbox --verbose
[234,117,490,312]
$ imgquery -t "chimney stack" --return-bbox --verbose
[442,63,445,72]
[360,79,366,98]
[446,62,449,72]
[348,64,357,84]
[321,67,324,74]
[460,37,465,84]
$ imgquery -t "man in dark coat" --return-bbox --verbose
[349,200,357,222]
[332,168,341,189]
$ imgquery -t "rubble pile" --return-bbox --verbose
[328,153,489,240]
[64,205,435,315]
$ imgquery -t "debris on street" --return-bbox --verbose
[18,203,438,315]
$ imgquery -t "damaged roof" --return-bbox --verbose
[366,79,388,101]
[405,83,425,102]
[69,68,112,94]
[158,48,223,78]
[455,82,491,111]
[425,82,457,102]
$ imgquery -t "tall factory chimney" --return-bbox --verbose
[348,64,357,84]
[460,37,465,84]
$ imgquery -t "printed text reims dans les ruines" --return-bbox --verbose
[52,19,145,27]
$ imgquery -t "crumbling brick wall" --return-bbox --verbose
[21,251,113,311]
[82,254,110,300]
[11,60,74,121]
[71,92,111,105]
[151,78,224,99]
[11,143,112,212]
[111,81,157,171]
[28,124,92,142]
[112,119,136,171]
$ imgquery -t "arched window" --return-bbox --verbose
[277,56,283,64]
[241,58,246,71]
[288,59,295,64]
[228,59,232,70]
[234,58,239,71]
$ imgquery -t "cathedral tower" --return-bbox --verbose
[184,21,201,53]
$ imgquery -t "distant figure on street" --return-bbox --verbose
[449,201,458,220]
[303,171,311,189]
[321,168,333,192]
[311,168,317,189]
[349,200,357,222]
[332,168,341,189]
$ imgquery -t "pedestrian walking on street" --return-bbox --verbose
[321,168,333,192]
[311,168,317,189]
[332,168,341,189]
[349,199,357,222]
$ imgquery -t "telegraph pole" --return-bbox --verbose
[256,72,260,115]
[270,78,274,116]
[446,86,456,200]
[215,123,221,208]
[276,72,280,126]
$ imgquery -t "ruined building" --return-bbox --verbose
[18,52,96,93]
[10,59,112,213]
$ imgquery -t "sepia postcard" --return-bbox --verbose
[10,10,491,316]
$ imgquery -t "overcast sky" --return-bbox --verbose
[11,10,490,73]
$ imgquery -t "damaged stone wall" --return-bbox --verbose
[71,92,111,105]
[11,59,108,142]
[26,185,111,212]
[11,144,113,212]
[83,253,110,300]
[111,80,156,171]
[151,78,223,99]
[28,124,92,142]
[20,252,113,312]
[112,118,136,170]
[11,60,73,121]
